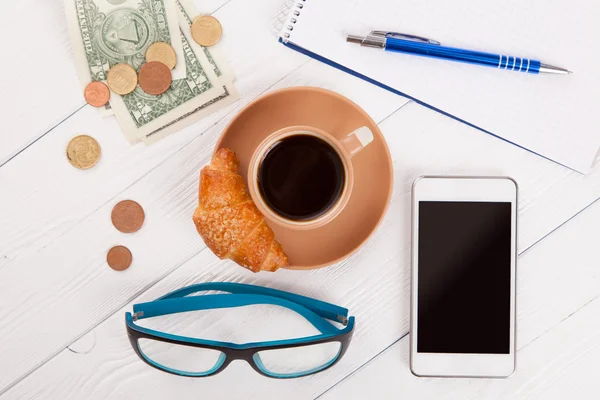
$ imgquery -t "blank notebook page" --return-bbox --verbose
[281,0,600,173]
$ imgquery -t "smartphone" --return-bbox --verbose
[410,176,517,378]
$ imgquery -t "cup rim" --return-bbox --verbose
[248,126,355,231]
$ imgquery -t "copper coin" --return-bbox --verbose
[66,135,101,170]
[111,200,145,233]
[138,61,172,95]
[106,63,137,95]
[191,15,222,47]
[107,246,132,271]
[146,42,177,70]
[84,81,110,107]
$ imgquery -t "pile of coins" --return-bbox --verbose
[84,41,176,107]
[107,200,146,271]
[83,15,222,108]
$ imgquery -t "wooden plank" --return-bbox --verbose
[2,0,600,397]
[0,0,404,269]
[2,101,600,398]
[0,0,410,391]
[320,198,600,400]
[0,0,231,166]
[0,0,81,166]
[4,165,600,400]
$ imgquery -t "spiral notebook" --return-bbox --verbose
[278,0,600,173]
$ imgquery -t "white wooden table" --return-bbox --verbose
[1,0,599,399]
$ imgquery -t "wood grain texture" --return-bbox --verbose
[0,0,408,392]
[1,0,600,398]
[0,0,82,166]
[2,101,600,399]
[4,162,600,400]
[0,0,234,166]
[3,94,600,398]
[321,201,600,400]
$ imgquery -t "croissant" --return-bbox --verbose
[193,148,289,272]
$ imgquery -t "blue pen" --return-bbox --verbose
[347,31,571,75]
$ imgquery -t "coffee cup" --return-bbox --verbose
[247,125,374,230]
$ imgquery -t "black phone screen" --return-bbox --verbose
[417,201,512,354]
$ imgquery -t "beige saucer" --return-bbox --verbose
[215,87,393,269]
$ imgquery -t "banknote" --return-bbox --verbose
[143,83,239,144]
[177,0,235,84]
[140,0,239,143]
[111,24,227,143]
[66,0,239,144]
[65,0,187,82]
[98,0,236,119]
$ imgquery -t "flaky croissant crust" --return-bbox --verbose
[193,148,289,272]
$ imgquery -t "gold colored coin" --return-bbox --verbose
[191,15,222,47]
[66,135,101,170]
[106,245,133,271]
[145,42,177,70]
[106,63,137,95]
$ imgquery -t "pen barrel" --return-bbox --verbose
[385,37,541,74]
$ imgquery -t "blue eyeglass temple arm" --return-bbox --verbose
[132,283,351,335]
[154,282,349,324]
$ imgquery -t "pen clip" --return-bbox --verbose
[370,31,441,45]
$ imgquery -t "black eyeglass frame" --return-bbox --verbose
[125,282,355,378]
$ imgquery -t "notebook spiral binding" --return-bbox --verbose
[280,0,306,42]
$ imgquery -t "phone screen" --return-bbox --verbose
[417,201,512,354]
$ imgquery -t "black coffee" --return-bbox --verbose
[258,134,345,221]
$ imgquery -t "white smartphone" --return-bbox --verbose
[410,176,517,378]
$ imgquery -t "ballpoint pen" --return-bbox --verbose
[347,31,571,75]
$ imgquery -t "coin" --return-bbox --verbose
[106,63,137,95]
[145,42,177,70]
[191,15,222,47]
[84,81,110,107]
[111,200,145,233]
[138,61,172,95]
[66,135,101,170]
[107,245,133,271]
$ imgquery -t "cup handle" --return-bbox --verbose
[339,126,374,158]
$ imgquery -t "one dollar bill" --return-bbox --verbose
[141,0,239,143]
[65,0,187,81]
[65,0,239,144]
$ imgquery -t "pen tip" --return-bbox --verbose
[568,70,573,74]
[346,35,364,44]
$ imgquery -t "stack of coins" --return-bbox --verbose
[83,41,179,108]
[82,16,223,107]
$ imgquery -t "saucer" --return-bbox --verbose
[215,87,393,269]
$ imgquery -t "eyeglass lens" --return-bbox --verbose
[253,341,342,378]
[138,338,226,376]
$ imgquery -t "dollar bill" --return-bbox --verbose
[140,0,239,143]
[95,0,235,119]
[66,0,239,143]
[65,0,187,83]
[176,0,235,84]
[142,82,239,144]
[111,23,227,143]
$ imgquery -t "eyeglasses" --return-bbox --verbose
[125,282,355,378]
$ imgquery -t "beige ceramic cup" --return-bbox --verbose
[247,125,374,230]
